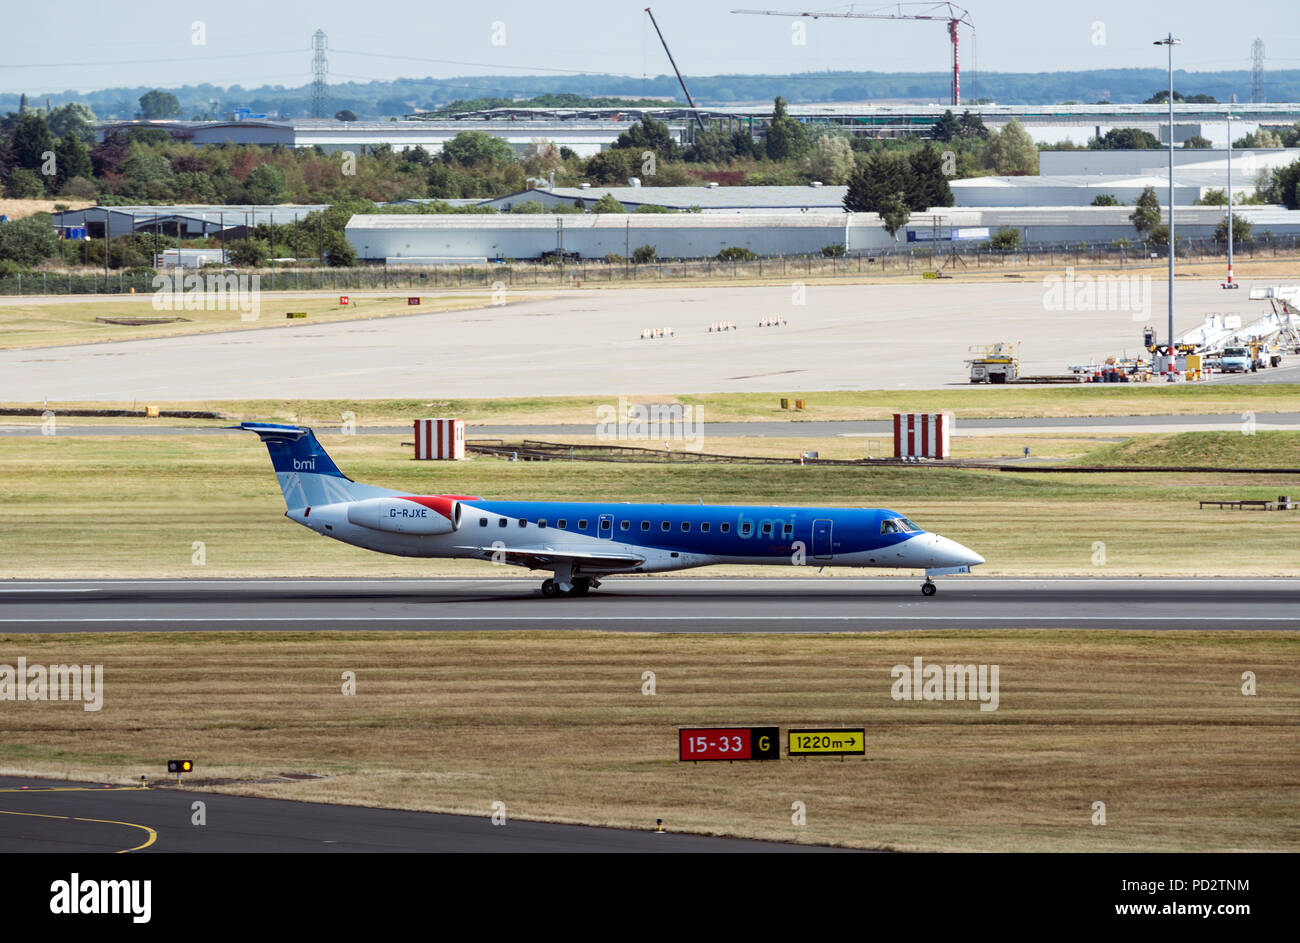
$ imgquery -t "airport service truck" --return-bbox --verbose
[1220,345,1252,373]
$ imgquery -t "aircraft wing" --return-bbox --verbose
[453,545,645,570]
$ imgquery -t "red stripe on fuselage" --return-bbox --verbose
[400,494,483,520]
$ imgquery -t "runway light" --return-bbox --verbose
[167,760,194,774]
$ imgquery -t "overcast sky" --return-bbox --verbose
[3,0,1297,94]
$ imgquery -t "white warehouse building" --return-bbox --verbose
[345,213,867,262]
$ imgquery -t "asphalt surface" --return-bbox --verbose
[0,776,843,853]
[4,412,1299,439]
[2,578,1296,632]
[4,282,1295,397]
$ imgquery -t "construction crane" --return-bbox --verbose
[732,3,975,106]
[644,8,706,131]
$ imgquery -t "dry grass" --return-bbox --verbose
[0,630,1294,852]
[6,382,1300,427]
[0,198,94,221]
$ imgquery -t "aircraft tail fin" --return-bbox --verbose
[237,422,402,510]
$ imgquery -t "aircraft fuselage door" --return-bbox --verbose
[812,518,833,559]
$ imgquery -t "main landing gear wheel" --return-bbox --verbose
[921,579,937,597]
[541,578,559,597]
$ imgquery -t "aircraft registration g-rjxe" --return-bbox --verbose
[240,422,984,597]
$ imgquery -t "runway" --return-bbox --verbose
[2,577,1296,632]
[0,776,842,853]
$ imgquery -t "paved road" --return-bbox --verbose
[3,282,1295,397]
[2,578,1296,632]
[4,412,1299,438]
[0,776,842,853]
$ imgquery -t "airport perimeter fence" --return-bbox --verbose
[2,233,1299,295]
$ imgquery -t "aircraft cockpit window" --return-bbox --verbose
[882,517,922,535]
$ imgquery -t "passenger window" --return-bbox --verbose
[761,522,772,536]
[641,521,650,531]
[479,518,488,527]
[661,521,671,532]
[620,520,630,531]
[741,522,752,536]
[519,520,527,528]
[720,522,730,533]
[578,519,588,530]
[701,522,710,533]
[538,519,547,528]
[681,522,690,532]
[783,524,793,537]
[498,519,507,528]
[600,519,611,530]
[558,519,567,529]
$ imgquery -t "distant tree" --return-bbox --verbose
[682,127,735,164]
[1182,134,1212,149]
[90,131,129,178]
[1261,159,1300,209]
[1090,193,1121,206]
[226,239,270,267]
[614,116,678,162]
[932,109,960,143]
[715,246,758,261]
[440,130,516,166]
[559,146,578,161]
[1214,214,1252,244]
[138,89,182,120]
[876,190,910,238]
[244,163,286,204]
[633,203,674,213]
[1147,224,1169,248]
[1235,129,1283,149]
[1091,128,1161,150]
[987,119,1038,174]
[958,110,988,139]
[821,243,847,257]
[12,110,54,173]
[631,244,657,263]
[0,214,59,264]
[1130,186,1162,239]
[46,102,97,145]
[6,167,45,198]
[907,146,954,209]
[1196,188,1227,206]
[805,135,854,185]
[592,192,626,213]
[58,175,99,200]
[509,200,546,213]
[334,110,358,121]
[521,139,561,176]
[583,147,641,185]
[989,227,1021,250]
[53,133,93,189]
[763,96,808,161]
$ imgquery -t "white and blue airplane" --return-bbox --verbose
[240,422,984,597]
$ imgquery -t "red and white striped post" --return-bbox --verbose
[413,418,465,460]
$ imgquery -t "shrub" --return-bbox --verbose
[715,246,758,261]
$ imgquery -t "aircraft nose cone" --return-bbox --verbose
[934,535,984,567]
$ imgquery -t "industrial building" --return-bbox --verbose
[345,204,1300,263]
[345,213,856,262]
[50,205,327,239]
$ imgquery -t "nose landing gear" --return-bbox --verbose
[921,578,937,597]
